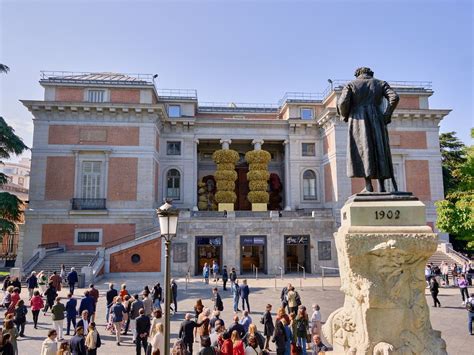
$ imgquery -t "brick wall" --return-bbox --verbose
[110,89,140,104]
[397,95,419,109]
[45,157,75,200]
[41,223,136,250]
[389,131,427,149]
[110,238,161,272]
[49,125,139,146]
[324,163,333,202]
[107,158,138,201]
[55,87,83,101]
[405,160,431,201]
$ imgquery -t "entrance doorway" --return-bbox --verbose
[284,235,311,273]
[195,236,222,275]
[235,165,251,210]
[240,236,266,274]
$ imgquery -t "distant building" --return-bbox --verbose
[0,158,30,201]
[18,71,450,275]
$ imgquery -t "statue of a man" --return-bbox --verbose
[337,67,400,193]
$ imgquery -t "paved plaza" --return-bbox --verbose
[13,275,473,354]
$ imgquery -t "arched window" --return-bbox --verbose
[166,169,181,199]
[303,170,317,200]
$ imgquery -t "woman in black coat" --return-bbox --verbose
[272,320,288,355]
[261,303,274,351]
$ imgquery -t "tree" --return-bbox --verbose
[436,130,474,251]
[439,131,467,194]
[0,64,29,236]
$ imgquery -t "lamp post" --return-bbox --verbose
[156,199,179,355]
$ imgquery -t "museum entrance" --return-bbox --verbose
[235,164,251,210]
[195,236,222,275]
[240,236,266,274]
[285,235,311,273]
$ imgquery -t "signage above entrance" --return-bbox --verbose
[197,236,222,246]
[285,235,309,245]
[242,236,266,245]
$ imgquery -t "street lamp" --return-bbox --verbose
[156,199,179,355]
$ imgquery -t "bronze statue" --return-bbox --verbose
[337,67,399,193]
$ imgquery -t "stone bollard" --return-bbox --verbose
[322,193,447,355]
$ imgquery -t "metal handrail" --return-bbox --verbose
[315,264,340,290]
[103,225,159,248]
[157,88,197,99]
[297,264,306,280]
[40,70,153,82]
[23,251,40,274]
[446,246,470,264]
[88,251,100,267]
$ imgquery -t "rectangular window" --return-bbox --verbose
[167,141,181,155]
[173,243,188,263]
[81,161,102,199]
[318,241,332,260]
[75,229,102,245]
[168,105,181,118]
[87,90,105,103]
[302,143,315,156]
[301,108,314,120]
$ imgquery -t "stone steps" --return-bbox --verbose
[31,252,96,277]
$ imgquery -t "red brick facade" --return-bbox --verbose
[110,89,140,104]
[107,158,138,201]
[55,87,83,101]
[324,163,334,202]
[110,238,161,272]
[45,157,75,200]
[405,160,431,201]
[49,125,139,146]
[389,131,427,149]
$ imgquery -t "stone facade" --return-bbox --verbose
[18,72,450,275]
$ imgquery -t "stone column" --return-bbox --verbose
[252,139,264,151]
[322,195,447,355]
[283,140,291,211]
[192,139,199,211]
[220,139,232,150]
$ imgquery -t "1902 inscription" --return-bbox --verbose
[374,209,400,220]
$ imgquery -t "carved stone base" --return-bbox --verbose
[323,198,447,354]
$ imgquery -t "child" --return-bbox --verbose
[14,299,28,337]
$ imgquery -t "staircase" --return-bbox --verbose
[428,250,460,266]
[31,251,97,276]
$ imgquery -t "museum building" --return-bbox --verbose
[17,71,450,276]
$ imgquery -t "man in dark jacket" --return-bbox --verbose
[88,284,99,322]
[43,282,57,313]
[152,282,162,309]
[280,283,291,313]
[65,293,78,335]
[135,308,151,354]
[78,291,94,321]
[225,315,245,338]
[67,267,79,294]
[262,303,274,351]
[240,279,250,312]
[229,267,237,285]
[69,326,86,355]
[170,279,178,312]
[222,265,229,290]
[130,294,144,342]
[106,283,118,322]
[178,313,202,354]
[212,287,223,311]
[26,271,38,299]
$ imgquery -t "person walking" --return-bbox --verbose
[143,291,153,317]
[203,263,210,284]
[49,271,62,292]
[30,290,44,329]
[220,332,233,355]
[210,310,225,330]
[119,284,129,299]
[2,285,13,309]
[229,267,237,286]
[199,336,216,355]
[295,307,309,354]
[459,274,470,304]
[122,295,132,335]
[88,284,99,322]
[51,297,66,341]
[60,264,67,286]
[226,315,245,339]
[241,279,250,312]
[130,294,144,342]
[212,287,224,312]
[198,308,211,343]
[85,323,101,355]
[310,304,322,336]
[13,299,27,337]
[231,330,245,355]
[281,318,292,355]
[178,313,202,354]
[280,283,291,313]
[467,293,474,335]
[136,308,151,355]
[26,271,38,299]
[232,280,241,312]
[244,336,262,355]
[43,282,57,314]
[77,311,90,336]
[441,261,450,287]
[106,283,118,323]
[287,287,298,315]
[65,293,78,335]
[243,323,265,350]
[273,319,288,355]
[67,268,79,295]
[40,329,58,355]
[222,266,229,291]
[37,271,48,293]
[152,282,162,310]
[262,303,274,352]
[79,291,95,322]
[171,279,178,312]
[150,323,164,355]
[110,297,126,345]
[239,310,252,333]
[212,260,220,282]
[10,277,21,293]
[70,326,86,355]
[2,320,18,355]
[430,278,441,307]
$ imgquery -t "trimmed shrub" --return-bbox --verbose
[249,180,268,191]
[216,163,236,171]
[247,191,270,203]
[215,191,237,203]
[217,180,235,191]
[198,201,208,210]
[247,170,270,181]
[215,170,238,181]
[249,163,268,171]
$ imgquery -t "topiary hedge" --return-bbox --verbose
[245,149,270,205]
[213,149,239,204]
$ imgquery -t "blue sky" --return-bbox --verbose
[1,0,472,159]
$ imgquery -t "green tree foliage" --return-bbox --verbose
[0,64,29,236]
[439,131,467,193]
[436,131,474,251]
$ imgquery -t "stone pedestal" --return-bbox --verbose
[218,203,234,212]
[322,193,447,355]
[251,203,267,211]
